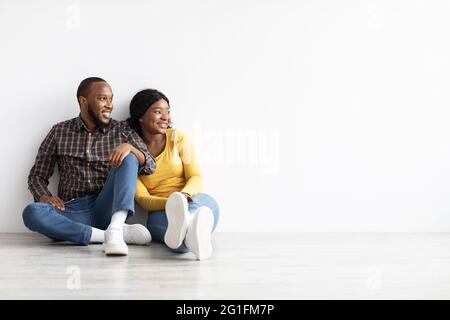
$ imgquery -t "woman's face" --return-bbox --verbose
[139,99,171,135]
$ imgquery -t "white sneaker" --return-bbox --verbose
[102,227,128,255]
[164,192,190,249]
[123,224,152,245]
[185,207,214,260]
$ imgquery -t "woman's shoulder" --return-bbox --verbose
[167,127,190,143]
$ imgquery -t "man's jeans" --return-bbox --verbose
[147,193,220,253]
[22,154,139,245]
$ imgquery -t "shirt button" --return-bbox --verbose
[86,150,90,153]
[87,179,91,183]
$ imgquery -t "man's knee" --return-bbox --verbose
[22,203,46,230]
[120,153,139,169]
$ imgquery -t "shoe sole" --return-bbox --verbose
[164,192,189,249]
[186,207,214,260]
[103,243,128,256]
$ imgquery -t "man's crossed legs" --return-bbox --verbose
[22,154,151,255]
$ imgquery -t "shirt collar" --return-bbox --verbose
[76,114,112,134]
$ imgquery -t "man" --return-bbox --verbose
[23,77,155,256]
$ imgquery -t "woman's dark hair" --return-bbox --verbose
[127,89,170,138]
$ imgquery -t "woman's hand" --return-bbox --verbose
[181,192,193,202]
[109,143,133,167]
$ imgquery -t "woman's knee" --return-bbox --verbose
[195,193,219,214]
[195,193,218,208]
[194,193,220,230]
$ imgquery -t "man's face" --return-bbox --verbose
[80,82,113,128]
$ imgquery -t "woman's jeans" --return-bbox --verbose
[22,154,139,245]
[147,193,220,253]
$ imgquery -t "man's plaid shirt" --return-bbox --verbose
[28,116,156,202]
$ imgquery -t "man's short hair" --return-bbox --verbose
[76,77,107,99]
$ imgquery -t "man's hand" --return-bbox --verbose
[109,143,133,167]
[39,194,65,211]
[181,192,193,203]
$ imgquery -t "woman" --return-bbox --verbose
[128,89,219,260]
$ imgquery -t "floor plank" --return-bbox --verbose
[1,232,450,299]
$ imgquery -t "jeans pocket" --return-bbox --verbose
[64,195,96,213]
[64,198,77,205]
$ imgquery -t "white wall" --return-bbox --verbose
[2,0,450,232]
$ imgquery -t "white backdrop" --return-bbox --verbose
[1,0,450,232]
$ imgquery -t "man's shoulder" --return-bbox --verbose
[111,119,134,135]
[52,118,128,132]
[112,119,130,129]
[50,117,80,132]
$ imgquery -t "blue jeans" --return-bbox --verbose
[147,193,220,253]
[22,154,139,245]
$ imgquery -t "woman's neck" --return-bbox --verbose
[142,130,165,145]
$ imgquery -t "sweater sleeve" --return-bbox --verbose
[177,130,203,196]
[135,178,167,211]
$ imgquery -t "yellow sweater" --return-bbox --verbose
[135,128,202,211]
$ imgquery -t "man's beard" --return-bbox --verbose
[87,104,111,129]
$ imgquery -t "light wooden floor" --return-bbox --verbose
[1,232,450,299]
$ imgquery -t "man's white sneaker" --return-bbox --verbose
[164,192,190,249]
[123,224,152,245]
[185,207,214,260]
[102,227,128,255]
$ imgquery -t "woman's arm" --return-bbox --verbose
[178,130,203,196]
[181,164,202,197]
[135,178,167,211]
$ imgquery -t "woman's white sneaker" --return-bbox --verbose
[185,207,214,260]
[164,192,190,249]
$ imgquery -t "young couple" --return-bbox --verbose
[22,77,219,260]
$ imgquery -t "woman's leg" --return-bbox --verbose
[147,205,192,254]
[146,193,220,253]
[188,193,220,232]
[146,209,169,244]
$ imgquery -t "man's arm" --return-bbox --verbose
[130,146,145,166]
[122,125,156,175]
[28,126,58,202]
[108,143,146,167]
